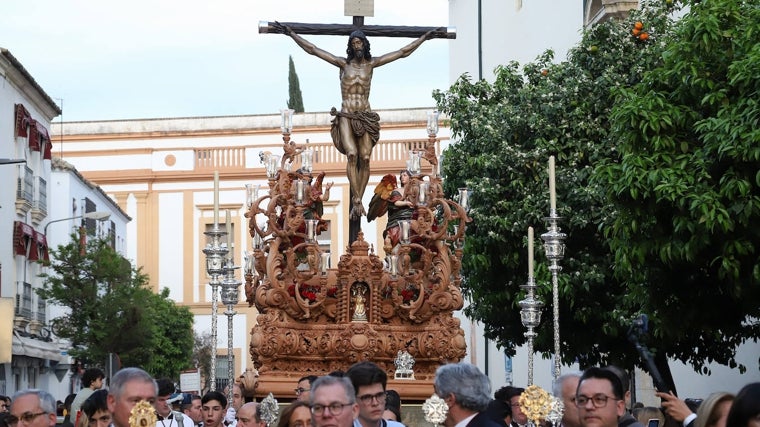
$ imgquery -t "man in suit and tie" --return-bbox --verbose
[434,362,503,427]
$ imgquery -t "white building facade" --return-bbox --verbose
[1,48,131,400]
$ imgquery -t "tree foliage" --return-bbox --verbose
[434,0,759,385]
[38,234,194,378]
[288,55,305,113]
[595,0,760,374]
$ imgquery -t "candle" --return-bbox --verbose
[320,253,330,275]
[225,209,232,260]
[458,188,469,211]
[418,182,429,206]
[549,156,556,213]
[295,179,305,205]
[528,226,534,280]
[389,255,399,277]
[213,171,220,226]
[400,220,411,244]
[306,219,318,242]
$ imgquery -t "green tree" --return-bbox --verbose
[287,55,305,113]
[595,0,760,375]
[434,0,759,387]
[38,234,194,378]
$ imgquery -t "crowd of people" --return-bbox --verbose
[0,363,757,427]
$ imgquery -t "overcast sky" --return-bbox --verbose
[0,1,449,122]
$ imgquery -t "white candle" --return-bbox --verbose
[549,156,556,213]
[320,253,330,275]
[213,171,220,226]
[528,226,534,280]
[295,179,305,205]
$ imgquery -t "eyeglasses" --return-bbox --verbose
[575,394,620,408]
[357,391,386,405]
[8,412,48,427]
[311,403,353,416]
[294,387,311,395]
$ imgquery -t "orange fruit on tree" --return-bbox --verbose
[632,28,641,36]
[639,32,649,40]
[634,21,644,30]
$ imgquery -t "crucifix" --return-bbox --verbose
[260,0,455,244]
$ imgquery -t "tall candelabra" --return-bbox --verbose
[519,275,543,386]
[542,212,566,380]
[221,257,241,404]
[542,156,567,381]
[203,223,228,391]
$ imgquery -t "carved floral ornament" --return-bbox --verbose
[243,139,471,381]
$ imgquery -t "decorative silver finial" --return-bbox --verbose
[422,394,448,427]
[258,393,279,427]
[394,350,415,380]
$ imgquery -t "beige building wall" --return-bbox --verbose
[52,108,448,379]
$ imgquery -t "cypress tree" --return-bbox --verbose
[287,55,305,112]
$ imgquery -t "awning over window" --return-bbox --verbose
[30,230,49,262]
[29,120,50,153]
[15,103,31,138]
[12,334,65,362]
[13,221,34,257]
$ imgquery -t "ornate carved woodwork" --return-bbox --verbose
[244,143,469,399]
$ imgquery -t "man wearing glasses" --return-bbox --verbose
[295,376,317,403]
[8,389,57,427]
[310,376,359,427]
[345,361,404,427]
[576,367,627,427]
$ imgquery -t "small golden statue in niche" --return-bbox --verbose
[352,282,368,322]
[129,400,157,427]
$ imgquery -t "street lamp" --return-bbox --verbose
[44,211,112,235]
[0,158,26,165]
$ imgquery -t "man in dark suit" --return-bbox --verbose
[434,363,503,427]
[494,386,527,427]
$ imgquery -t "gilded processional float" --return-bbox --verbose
[242,111,471,400]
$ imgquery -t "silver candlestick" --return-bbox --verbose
[221,258,241,404]
[541,213,566,380]
[519,276,543,386]
[203,224,228,391]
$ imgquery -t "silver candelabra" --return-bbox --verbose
[221,257,241,404]
[542,210,566,380]
[203,224,228,391]
[519,275,543,386]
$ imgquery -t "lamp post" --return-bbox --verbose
[0,158,26,165]
[44,211,112,236]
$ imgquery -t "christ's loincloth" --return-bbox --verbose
[330,107,381,155]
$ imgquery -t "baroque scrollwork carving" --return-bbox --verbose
[244,142,470,384]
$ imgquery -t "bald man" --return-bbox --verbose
[235,403,265,427]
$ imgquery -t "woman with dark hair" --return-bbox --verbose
[726,383,760,427]
[383,390,403,424]
[276,401,311,427]
[695,392,734,427]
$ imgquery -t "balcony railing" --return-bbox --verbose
[35,176,47,213]
[15,281,33,319]
[36,298,47,323]
[192,139,438,171]
[17,165,34,203]
[195,147,245,170]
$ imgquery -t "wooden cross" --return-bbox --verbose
[259,0,455,39]
[259,1,455,244]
